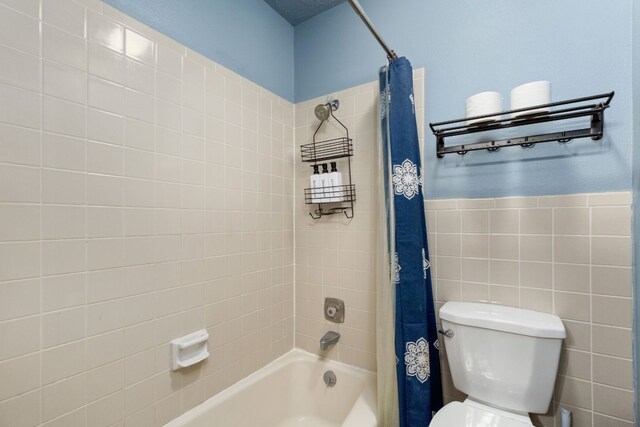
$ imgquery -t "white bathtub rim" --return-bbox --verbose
[163,348,376,426]
[282,348,377,376]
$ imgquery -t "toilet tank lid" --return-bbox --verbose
[440,302,566,339]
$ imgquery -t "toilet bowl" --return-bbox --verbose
[430,302,566,427]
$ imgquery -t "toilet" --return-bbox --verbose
[430,301,566,426]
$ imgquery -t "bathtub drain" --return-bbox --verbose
[323,370,337,387]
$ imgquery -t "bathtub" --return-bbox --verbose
[164,349,377,427]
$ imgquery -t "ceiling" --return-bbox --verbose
[263,0,347,26]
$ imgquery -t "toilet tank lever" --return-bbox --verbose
[438,329,454,338]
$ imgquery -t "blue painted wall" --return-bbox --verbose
[295,0,633,199]
[103,0,295,101]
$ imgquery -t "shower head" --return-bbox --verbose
[314,104,331,121]
[314,99,340,122]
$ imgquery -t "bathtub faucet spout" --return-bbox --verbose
[320,331,340,351]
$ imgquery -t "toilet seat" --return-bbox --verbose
[430,400,534,427]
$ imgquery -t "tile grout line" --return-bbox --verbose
[589,203,594,422]
[38,0,44,424]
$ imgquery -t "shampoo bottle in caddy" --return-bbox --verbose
[310,164,321,203]
[328,161,343,202]
[319,163,330,201]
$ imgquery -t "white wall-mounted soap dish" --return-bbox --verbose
[171,329,209,371]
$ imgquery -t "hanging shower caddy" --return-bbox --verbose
[430,92,614,158]
[301,100,356,219]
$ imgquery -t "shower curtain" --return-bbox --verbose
[377,57,442,426]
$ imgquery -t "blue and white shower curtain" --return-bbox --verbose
[379,57,442,426]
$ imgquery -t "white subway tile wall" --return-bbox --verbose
[0,0,294,426]
[293,70,425,371]
[428,192,634,427]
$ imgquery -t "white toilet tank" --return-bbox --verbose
[439,302,566,415]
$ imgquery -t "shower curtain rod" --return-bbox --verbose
[347,0,398,60]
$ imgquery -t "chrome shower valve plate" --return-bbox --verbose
[324,297,345,323]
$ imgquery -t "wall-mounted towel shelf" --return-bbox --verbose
[430,92,614,158]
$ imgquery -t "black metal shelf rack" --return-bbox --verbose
[430,92,614,158]
[301,137,353,163]
[304,184,356,205]
[301,104,355,219]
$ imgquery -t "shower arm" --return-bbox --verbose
[347,0,398,61]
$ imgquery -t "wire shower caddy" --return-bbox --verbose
[301,102,356,219]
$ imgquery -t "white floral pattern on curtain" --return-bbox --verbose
[392,159,420,200]
[404,338,431,383]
